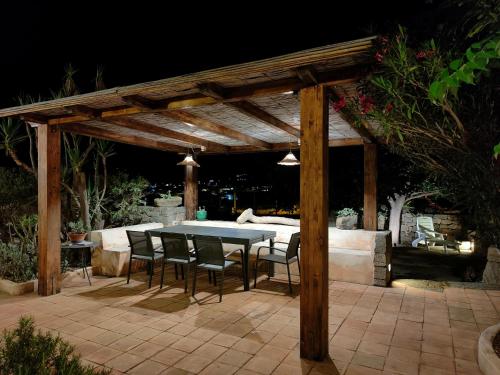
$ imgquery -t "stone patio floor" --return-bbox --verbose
[0,267,499,375]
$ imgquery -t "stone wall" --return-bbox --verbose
[400,209,463,245]
[138,206,186,226]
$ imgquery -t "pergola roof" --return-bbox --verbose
[0,36,377,153]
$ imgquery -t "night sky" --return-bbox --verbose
[0,1,441,213]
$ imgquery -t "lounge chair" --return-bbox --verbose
[411,216,460,253]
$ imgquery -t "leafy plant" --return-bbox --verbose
[68,220,87,234]
[0,316,109,374]
[0,242,37,282]
[336,208,357,217]
[107,172,149,226]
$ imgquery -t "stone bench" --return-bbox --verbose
[182,220,392,286]
[89,222,164,277]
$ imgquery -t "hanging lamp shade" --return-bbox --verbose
[277,151,300,166]
[177,154,200,167]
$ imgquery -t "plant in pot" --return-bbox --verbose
[336,208,358,230]
[154,190,183,207]
[67,220,88,243]
[377,205,388,230]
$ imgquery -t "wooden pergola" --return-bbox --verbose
[0,37,378,360]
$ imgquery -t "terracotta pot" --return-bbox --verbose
[68,232,86,243]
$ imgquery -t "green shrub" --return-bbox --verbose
[0,316,109,374]
[107,172,149,227]
[0,243,36,283]
[336,208,357,217]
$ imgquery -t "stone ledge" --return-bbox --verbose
[0,278,35,296]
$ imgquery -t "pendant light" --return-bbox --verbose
[177,149,200,167]
[277,138,300,166]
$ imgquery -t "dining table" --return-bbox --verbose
[147,224,277,291]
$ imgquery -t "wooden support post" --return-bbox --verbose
[184,165,198,220]
[363,143,377,231]
[37,125,61,296]
[299,85,329,360]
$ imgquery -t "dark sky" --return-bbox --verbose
[0,1,439,107]
[0,1,440,211]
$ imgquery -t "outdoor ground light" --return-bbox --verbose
[177,153,200,167]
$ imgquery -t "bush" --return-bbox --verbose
[0,316,109,374]
[0,242,36,283]
[107,172,149,227]
[336,208,357,217]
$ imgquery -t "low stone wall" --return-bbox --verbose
[138,206,186,226]
[400,210,463,245]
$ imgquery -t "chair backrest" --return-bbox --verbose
[416,216,436,237]
[192,235,225,267]
[286,232,300,260]
[126,230,154,257]
[161,232,190,260]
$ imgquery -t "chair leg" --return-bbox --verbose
[253,255,260,288]
[181,264,185,280]
[148,259,153,289]
[297,258,301,275]
[127,254,133,284]
[208,270,212,283]
[192,265,198,297]
[219,270,224,303]
[286,262,292,294]
[213,271,217,286]
[184,264,189,293]
[174,264,179,280]
[160,258,166,289]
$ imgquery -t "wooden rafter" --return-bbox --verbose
[43,66,366,127]
[224,138,363,154]
[197,82,300,138]
[161,110,272,149]
[106,116,229,152]
[61,123,187,153]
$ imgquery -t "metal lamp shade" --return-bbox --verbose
[277,151,300,166]
[177,154,200,167]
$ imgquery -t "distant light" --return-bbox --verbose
[283,91,294,95]
[459,241,473,253]
[200,145,206,152]
[184,122,195,127]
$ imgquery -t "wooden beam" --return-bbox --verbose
[162,110,272,149]
[61,123,186,153]
[64,105,100,118]
[223,138,363,154]
[300,85,329,360]
[364,143,377,231]
[227,101,300,137]
[184,164,198,220]
[46,66,367,127]
[296,65,319,85]
[37,125,61,296]
[107,117,229,152]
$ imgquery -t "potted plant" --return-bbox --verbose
[67,220,88,243]
[335,208,358,230]
[154,190,183,207]
[378,205,388,230]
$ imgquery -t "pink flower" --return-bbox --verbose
[374,51,384,63]
[384,102,394,113]
[416,51,427,60]
[332,97,346,112]
[359,94,374,114]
